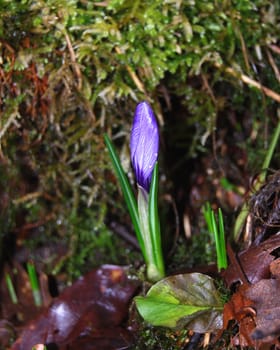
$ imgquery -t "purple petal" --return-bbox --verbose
[130,101,159,191]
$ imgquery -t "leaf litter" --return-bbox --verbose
[3,139,280,350]
[219,173,280,349]
[6,265,140,350]
[134,172,280,349]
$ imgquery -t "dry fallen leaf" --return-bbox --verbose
[220,234,280,348]
[245,278,280,344]
[221,284,256,348]
[222,235,280,287]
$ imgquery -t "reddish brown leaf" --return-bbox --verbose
[11,265,140,350]
[223,235,280,287]
[270,257,280,278]
[0,320,16,349]
[245,278,280,344]
[221,284,256,347]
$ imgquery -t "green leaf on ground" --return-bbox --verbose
[135,273,224,333]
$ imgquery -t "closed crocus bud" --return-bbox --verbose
[130,102,159,192]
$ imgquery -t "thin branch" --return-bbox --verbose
[268,44,280,56]
[215,63,280,103]
[64,31,82,91]
[64,31,96,122]
[0,111,21,141]
[266,48,280,84]
[238,29,250,72]
[115,46,146,94]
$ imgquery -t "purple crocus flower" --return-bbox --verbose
[130,101,159,192]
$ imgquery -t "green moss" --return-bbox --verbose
[134,323,190,350]
[0,0,280,282]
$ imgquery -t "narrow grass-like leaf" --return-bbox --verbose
[203,203,227,271]
[203,202,214,239]
[27,261,42,307]
[210,210,222,270]
[104,134,145,257]
[148,162,165,280]
[218,208,227,269]
[5,273,18,304]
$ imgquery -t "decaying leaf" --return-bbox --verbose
[223,234,280,287]
[245,278,280,343]
[220,234,280,348]
[249,172,280,242]
[11,265,140,350]
[221,284,256,347]
[135,273,223,333]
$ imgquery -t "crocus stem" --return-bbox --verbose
[137,187,153,264]
[148,163,165,280]
[138,183,164,282]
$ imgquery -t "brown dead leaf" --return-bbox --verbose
[249,171,280,242]
[245,278,280,344]
[221,284,256,347]
[10,265,140,350]
[223,234,280,287]
[220,236,280,348]
[270,257,280,278]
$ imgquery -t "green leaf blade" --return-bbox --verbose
[104,134,145,257]
[135,273,224,332]
[135,297,210,328]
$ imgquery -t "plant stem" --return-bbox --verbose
[148,163,165,280]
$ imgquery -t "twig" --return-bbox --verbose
[237,29,250,72]
[64,31,82,91]
[110,221,139,249]
[266,48,280,84]
[268,44,280,56]
[215,63,280,103]
[0,111,21,141]
[13,191,42,205]
[64,31,96,122]
[115,46,146,94]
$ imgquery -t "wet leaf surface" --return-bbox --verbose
[220,235,280,348]
[245,278,280,343]
[135,272,223,333]
[222,235,280,287]
[10,265,140,350]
